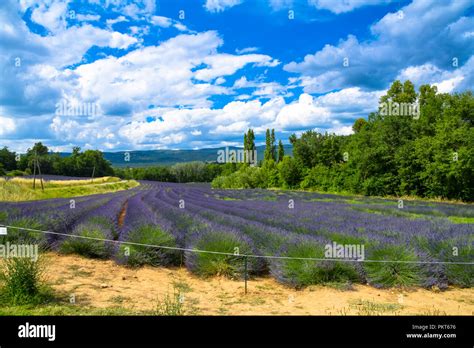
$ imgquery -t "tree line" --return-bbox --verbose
[0,143,232,183]
[212,80,474,201]
[0,143,114,178]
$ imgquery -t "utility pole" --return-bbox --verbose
[32,151,44,191]
[91,165,96,182]
[37,157,44,191]
[32,151,37,190]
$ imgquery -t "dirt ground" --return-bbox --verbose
[44,253,474,315]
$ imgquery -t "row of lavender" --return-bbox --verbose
[0,181,472,288]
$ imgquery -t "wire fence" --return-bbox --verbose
[2,225,473,265]
[1,224,473,294]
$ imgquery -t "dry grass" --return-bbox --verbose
[8,176,118,187]
[0,177,138,202]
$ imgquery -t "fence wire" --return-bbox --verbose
[1,225,473,265]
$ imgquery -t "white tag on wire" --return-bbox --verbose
[0,226,7,235]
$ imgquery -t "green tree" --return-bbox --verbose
[278,155,302,188]
[0,147,17,171]
[264,129,272,161]
[244,129,255,164]
[290,130,343,169]
[352,118,367,133]
[271,129,276,160]
[277,140,284,162]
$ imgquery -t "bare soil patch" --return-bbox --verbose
[44,253,474,315]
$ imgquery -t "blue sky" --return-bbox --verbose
[0,0,473,152]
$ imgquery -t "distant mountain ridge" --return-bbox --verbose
[58,145,293,167]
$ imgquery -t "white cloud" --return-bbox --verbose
[30,1,68,33]
[194,53,279,81]
[434,76,465,93]
[72,32,239,113]
[129,25,150,37]
[40,24,138,67]
[174,23,188,31]
[204,0,242,13]
[212,121,250,134]
[275,93,331,128]
[315,87,384,114]
[236,47,259,54]
[0,116,16,135]
[233,76,250,88]
[268,0,391,13]
[105,0,156,19]
[76,14,101,21]
[215,77,226,84]
[151,15,172,28]
[323,123,354,135]
[252,82,288,97]
[151,15,188,32]
[106,15,128,26]
[308,0,391,14]
[396,61,471,92]
[233,76,289,98]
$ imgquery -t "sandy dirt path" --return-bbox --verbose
[44,253,474,315]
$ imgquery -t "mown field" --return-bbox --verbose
[0,176,139,201]
[0,179,472,293]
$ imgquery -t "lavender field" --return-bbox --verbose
[0,181,472,289]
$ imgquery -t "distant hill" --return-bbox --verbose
[58,145,293,167]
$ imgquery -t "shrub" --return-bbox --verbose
[365,245,421,288]
[272,240,361,288]
[6,170,25,177]
[211,166,267,189]
[0,256,47,305]
[300,164,333,191]
[154,287,186,316]
[60,222,113,259]
[118,225,180,267]
[442,241,473,288]
[185,231,265,279]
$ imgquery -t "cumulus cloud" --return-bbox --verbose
[73,31,234,110]
[115,87,371,149]
[396,58,473,93]
[30,0,69,33]
[275,93,331,129]
[285,0,474,93]
[314,87,384,114]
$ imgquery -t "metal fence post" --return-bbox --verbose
[244,256,248,294]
